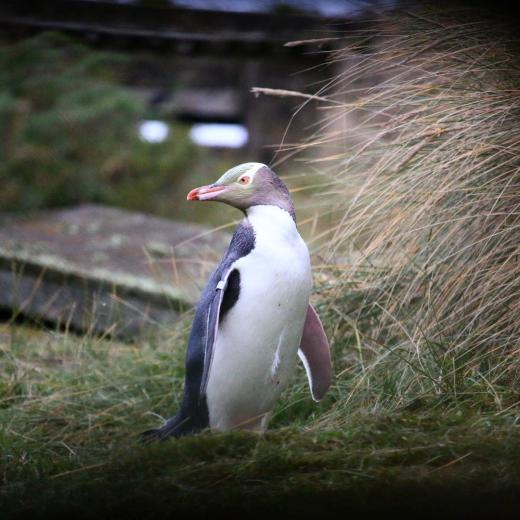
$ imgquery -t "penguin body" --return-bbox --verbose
[206,205,312,431]
[142,163,330,441]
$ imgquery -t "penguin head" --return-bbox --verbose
[187,162,295,217]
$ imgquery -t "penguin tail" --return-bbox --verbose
[139,414,200,443]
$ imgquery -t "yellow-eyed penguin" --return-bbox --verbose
[143,163,331,440]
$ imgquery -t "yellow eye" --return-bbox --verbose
[238,175,250,185]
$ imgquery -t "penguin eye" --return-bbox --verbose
[238,175,251,185]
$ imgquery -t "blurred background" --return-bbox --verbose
[1,0,519,383]
[0,0,381,226]
[0,0,391,336]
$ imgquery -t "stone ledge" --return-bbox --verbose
[0,204,229,339]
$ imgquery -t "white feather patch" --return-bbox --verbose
[271,334,284,378]
[298,349,317,402]
[205,205,312,431]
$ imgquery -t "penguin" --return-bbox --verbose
[142,163,331,440]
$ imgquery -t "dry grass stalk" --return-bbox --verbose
[274,7,520,411]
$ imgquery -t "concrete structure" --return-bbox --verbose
[0,205,229,338]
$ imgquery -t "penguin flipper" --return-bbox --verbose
[199,266,239,397]
[298,304,331,401]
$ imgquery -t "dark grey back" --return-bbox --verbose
[143,220,256,439]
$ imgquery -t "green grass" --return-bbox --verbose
[2,321,520,518]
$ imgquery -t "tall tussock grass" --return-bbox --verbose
[287,6,520,419]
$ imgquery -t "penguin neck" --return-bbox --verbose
[245,205,300,244]
[242,195,295,223]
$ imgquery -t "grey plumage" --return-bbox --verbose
[141,222,256,441]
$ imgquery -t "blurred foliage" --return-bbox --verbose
[0,32,224,219]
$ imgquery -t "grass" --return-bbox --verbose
[271,4,520,417]
[2,320,520,518]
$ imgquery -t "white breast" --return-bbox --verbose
[206,205,312,431]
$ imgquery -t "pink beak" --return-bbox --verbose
[187,184,228,201]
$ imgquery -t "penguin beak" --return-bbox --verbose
[187,184,229,201]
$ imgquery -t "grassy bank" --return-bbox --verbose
[1,322,520,518]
